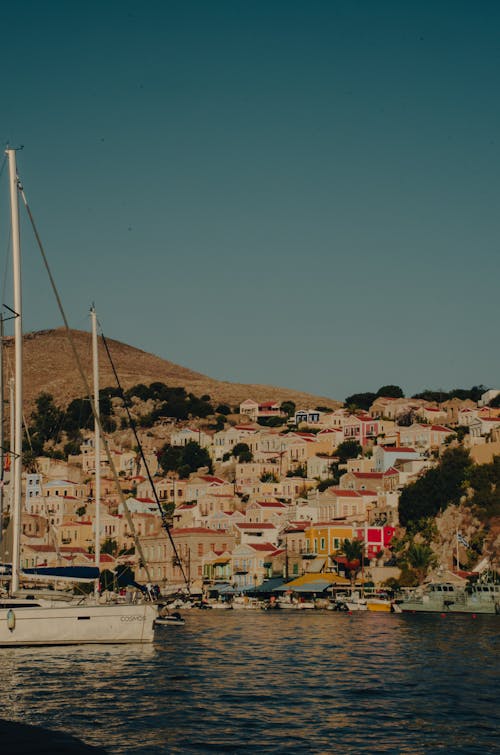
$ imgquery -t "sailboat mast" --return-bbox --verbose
[6,149,23,595]
[91,306,101,575]
[0,315,4,549]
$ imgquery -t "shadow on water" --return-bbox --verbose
[1,612,498,754]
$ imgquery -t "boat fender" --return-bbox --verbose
[7,608,16,632]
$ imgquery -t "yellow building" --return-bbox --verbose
[304,522,354,558]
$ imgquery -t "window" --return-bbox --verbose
[320,537,325,550]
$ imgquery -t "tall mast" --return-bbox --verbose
[7,149,23,594]
[91,306,101,577]
[0,315,4,549]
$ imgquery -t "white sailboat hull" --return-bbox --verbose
[0,602,157,646]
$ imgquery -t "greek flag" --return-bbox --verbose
[457,532,469,548]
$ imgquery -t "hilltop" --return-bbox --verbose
[4,328,341,414]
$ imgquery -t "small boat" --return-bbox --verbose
[154,612,185,627]
[207,600,233,609]
[295,600,316,610]
[366,595,393,612]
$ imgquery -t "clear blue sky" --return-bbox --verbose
[1,0,499,403]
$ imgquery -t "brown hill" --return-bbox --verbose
[4,328,341,415]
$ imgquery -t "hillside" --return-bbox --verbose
[3,328,341,415]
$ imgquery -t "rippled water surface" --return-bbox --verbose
[1,611,498,754]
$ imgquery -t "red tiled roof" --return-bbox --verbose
[170,527,227,535]
[249,542,277,551]
[283,521,310,532]
[381,447,415,453]
[235,522,276,529]
[256,501,287,508]
[199,475,226,484]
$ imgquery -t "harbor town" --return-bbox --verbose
[2,386,499,610]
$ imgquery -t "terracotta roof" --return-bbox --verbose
[255,501,287,508]
[235,522,276,529]
[249,542,278,551]
[381,446,415,453]
[170,527,227,535]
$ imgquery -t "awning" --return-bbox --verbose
[304,557,326,572]
[289,579,332,593]
[246,577,286,594]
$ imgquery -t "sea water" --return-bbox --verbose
[1,611,498,754]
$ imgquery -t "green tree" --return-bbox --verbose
[335,440,362,464]
[30,392,64,449]
[101,538,118,556]
[182,440,213,474]
[376,385,404,398]
[405,542,436,583]
[398,447,470,528]
[344,392,376,412]
[280,401,296,418]
[260,472,279,482]
[158,445,184,473]
[232,443,253,462]
[341,538,365,582]
[216,404,231,415]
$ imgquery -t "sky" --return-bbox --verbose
[0,0,499,404]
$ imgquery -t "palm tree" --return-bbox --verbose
[342,538,365,584]
[406,542,436,584]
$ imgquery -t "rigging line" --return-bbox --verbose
[99,328,190,590]
[17,179,153,584]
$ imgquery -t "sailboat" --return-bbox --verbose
[0,148,158,645]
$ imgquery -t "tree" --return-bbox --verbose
[376,385,404,399]
[159,441,213,475]
[335,440,362,464]
[257,416,286,427]
[341,538,365,582]
[30,392,64,449]
[232,443,253,462]
[182,441,213,474]
[489,394,500,408]
[405,542,436,583]
[280,401,296,418]
[216,404,231,415]
[158,445,184,473]
[398,447,470,528]
[101,538,118,556]
[344,392,376,412]
[260,472,279,483]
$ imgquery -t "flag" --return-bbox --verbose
[457,532,469,548]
